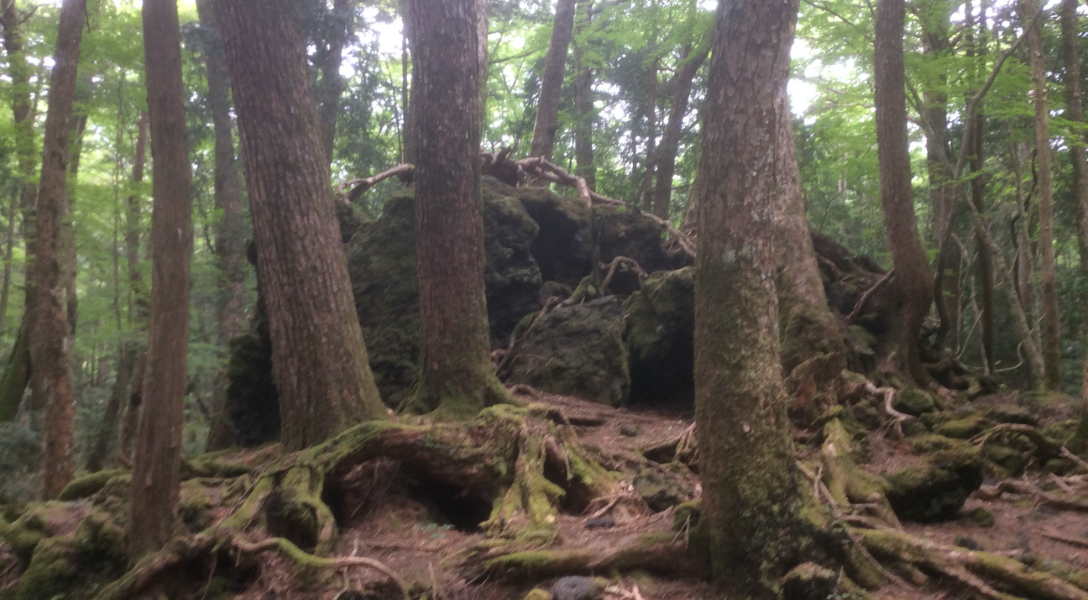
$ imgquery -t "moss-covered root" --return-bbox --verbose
[474,533,705,581]
[858,527,1088,600]
[821,419,901,529]
[91,533,223,600]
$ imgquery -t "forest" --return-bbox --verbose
[3,0,1088,598]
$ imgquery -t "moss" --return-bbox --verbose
[179,481,213,532]
[16,537,79,600]
[58,469,126,501]
[523,589,550,600]
[885,442,983,522]
[672,501,701,531]
[892,388,938,416]
[967,507,995,528]
[981,444,1025,476]
[934,413,989,439]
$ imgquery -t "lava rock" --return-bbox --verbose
[623,267,694,408]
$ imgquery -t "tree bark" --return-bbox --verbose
[0,185,16,334]
[529,0,577,161]
[639,61,658,212]
[874,0,934,385]
[966,0,995,374]
[129,0,191,558]
[408,0,507,417]
[33,0,84,500]
[216,0,387,450]
[572,0,595,190]
[1021,0,1060,389]
[694,0,810,595]
[315,0,352,165]
[195,0,247,452]
[652,45,706,219]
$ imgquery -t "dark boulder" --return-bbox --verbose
[507,297,630,406]
[225,334,280,447]
[884,435,984,522]
[622,267,695,408]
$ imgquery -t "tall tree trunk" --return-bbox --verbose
[572,0,595,190]
[0,185,16,334]
[64,76,90,340]
[315,0,352,165]
[652,45,706,219]
[129,0,191,558]
[89,111,149,473]
[529,0,577,160]
[695,0,811,594]
[0,0,39,422]
[966,0,995,374]
[196,0,247,452]
[400,0,417,164]
[118,112,149,459]
[639,62,658,211]
[34,0,85,500]
[874,0,934,385]
[216,0,387,451]
[408,0,507,417]
[1021,0,1061,389]
[477,0,488,127]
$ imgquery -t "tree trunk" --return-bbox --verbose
[408,0,507,417]
[63,76,90,340]
[0,184,16,334]
[129,0,191,558]
[0,0,40,422]
[874,0,934,385]
[694,0,811,595]
[400,0,417,164]
[529,0,577,161]
[196,0,247,452]
[1021,0,1060,389]
[315,0,352,165]
[966,0,995,374]
[216,0,387,450]
[118,112,149,459]
[33,0,85,500]
[652,45,706,219]
[639,62,658,211]
[572,0,595,190]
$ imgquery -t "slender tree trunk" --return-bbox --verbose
[90,112,149,472]
[874,0,934,385]
[695,0,811,595]
[128,0,192,558]
[64,76,90,339]
[118,112,149,459]
[573,0,595,190]
[216,0,387,450]
[529,0,577,160]
[408,0,507,417]
[966,0,995,374]
[652,45,706,219]
[400,0,417,164]
[196,0,247,452]
[34,0,85,500]
[316,0,352,165]
[1021,0,1061,389]
[0,0,39,422]
[0,185,16,334]
[640,62,658,211]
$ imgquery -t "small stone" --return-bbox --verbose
[550,576,606,600]
[967,507,995,528]
[585,516,615,529]
[523,589,551,600]
[954,536,982,550]
[619,423,640,437]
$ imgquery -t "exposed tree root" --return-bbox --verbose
[234,537,409,599]
[975,478,1088,511]
[599,256,648,295]
[972,424,1065,464]
[339,164,415,202]
[820,419,902,529]
[857,527,1088,600]
[846,268,895,325]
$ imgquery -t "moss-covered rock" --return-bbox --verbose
[58,469,126,502]
[967,507,995,528]
[623,267,694,408]
[884,436,983,522]
[507,298,630,405]
[934,413,989,439]
[892,388,938,416]
[983,403,1038,427]
[632,463,697,512]
[781,562,840,600]
[981,443,1025,476]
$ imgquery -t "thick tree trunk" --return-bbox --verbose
[966,0,995,374]
[196,0,247,452]
[694,0,811,595]
[216,0,387,450]
[33,0,84,500]
[1021,0,1061,389]
[572,0,595,190]
[874,0,934,385]
[408,0,507,417]
[529,0,577,160]
[1061,0,1088,411]
[652,46,706,219]
[315,0,352,165]
[129,0,191,558]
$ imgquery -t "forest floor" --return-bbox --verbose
[210,388,1088,600]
